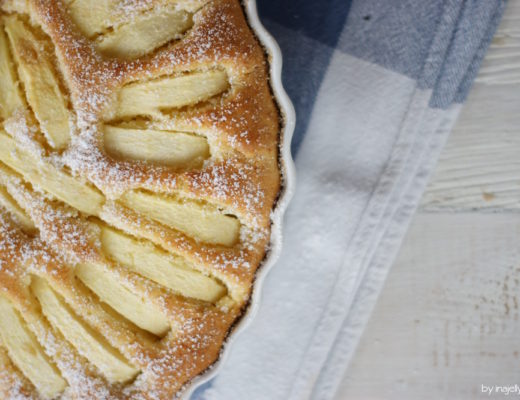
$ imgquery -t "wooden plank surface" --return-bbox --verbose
[337,1,520,398]
[421,1,520,212]
[338,214,520,400]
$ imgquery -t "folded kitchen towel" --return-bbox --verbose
[193,0,506,399]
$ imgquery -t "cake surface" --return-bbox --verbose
[0,0,280,398]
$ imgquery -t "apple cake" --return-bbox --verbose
[0,0,280,398]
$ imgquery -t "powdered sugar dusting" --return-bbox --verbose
[0,0,281,397]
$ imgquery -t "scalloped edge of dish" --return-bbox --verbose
[181,0,296,398]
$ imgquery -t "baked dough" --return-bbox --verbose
[0,0,280,398]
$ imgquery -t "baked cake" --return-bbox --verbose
[0,0,280,398]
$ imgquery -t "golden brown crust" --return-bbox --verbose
[0,0,280,398]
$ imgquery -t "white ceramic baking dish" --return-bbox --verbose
[182,0,296,397]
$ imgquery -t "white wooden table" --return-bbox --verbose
[337,2,520,399]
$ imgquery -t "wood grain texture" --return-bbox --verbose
[338,2,520,399]
[476,1,520,86]
[338,214,520,400]
[421,0,520,212]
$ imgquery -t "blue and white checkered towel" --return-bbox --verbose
[194,1,506,399]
